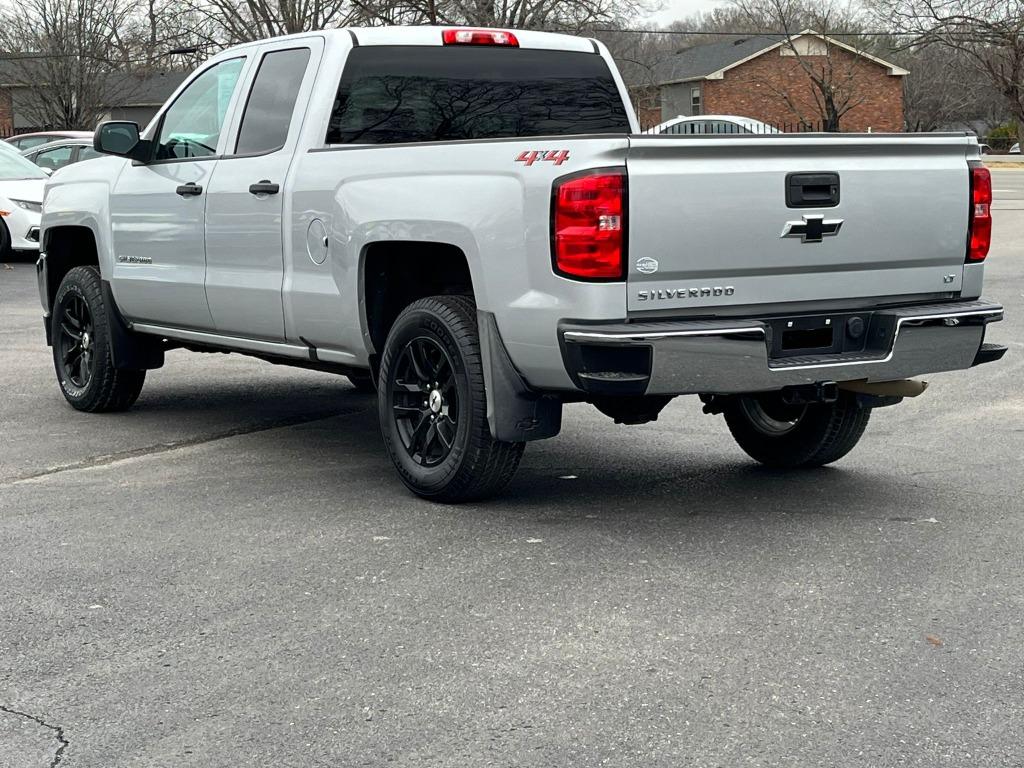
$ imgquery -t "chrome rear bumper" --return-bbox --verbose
[560,300,1005,396]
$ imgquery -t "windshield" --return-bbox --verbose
[0,144,48,180]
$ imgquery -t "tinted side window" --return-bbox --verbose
[155,57,245,160]
[326,47,631,145]
[235,48,311,155]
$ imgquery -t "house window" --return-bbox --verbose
[690,86,701,115]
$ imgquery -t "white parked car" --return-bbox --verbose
[1010,142,1020,154]
[0,141,45,258]
[647,115,782,135]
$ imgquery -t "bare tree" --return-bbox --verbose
[351,0,651,32]
[179,0,365,45]
[897,44,1002,131]
[729,0,880,130]
[867,0,1024,143]
[0,0,148,130]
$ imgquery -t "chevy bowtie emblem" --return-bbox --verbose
[781,214,843,243]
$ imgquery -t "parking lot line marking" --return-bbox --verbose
[2,406,373,487]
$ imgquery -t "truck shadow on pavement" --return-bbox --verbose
[239,398,939,526]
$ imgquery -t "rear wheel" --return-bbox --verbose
[378,295,524,502]
[51,266,146,412]
[723,390,870,468]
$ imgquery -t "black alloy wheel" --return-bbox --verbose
[50,265,146,412]
[57,291,96,389]
[391,336,459,467]
[377,295,524,502]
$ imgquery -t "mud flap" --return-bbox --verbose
[477,310,561,443]
[101,280,165,370]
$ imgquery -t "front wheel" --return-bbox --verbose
[723,391,870,468]
[378,295,524,502]
[51,265,146,412]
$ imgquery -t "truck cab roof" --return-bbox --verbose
[216,25,600,55]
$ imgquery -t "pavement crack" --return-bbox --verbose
[3,405,373,487]
[0,704,69,767]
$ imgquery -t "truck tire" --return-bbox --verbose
[378,295,525,502]
[51,266,146,412]
[347,373,377,393]
[723,390,870,469]
[0,219,11,261]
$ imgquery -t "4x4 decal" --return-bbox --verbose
[515,150,570,166]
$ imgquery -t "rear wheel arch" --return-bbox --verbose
[361,241,475,374]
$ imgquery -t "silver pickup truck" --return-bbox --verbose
[37,26,1006,501]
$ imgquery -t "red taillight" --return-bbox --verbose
[968,163,992,262]
[552,170,626,280]
[442,28,519,46]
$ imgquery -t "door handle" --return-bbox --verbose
[249,180,280,196]
[786,172,840,208]
[175,182,203,197]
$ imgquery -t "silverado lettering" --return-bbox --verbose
[637,287,736,301]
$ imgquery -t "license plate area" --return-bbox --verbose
[767,312,894,360]
[781,325,833,351]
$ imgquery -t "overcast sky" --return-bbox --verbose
[641,0,729,26]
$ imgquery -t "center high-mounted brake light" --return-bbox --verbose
[552,169,626,281]
[442,28,519,47]
[967,161,992,262]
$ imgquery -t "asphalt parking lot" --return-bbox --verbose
[1,170,1022,768]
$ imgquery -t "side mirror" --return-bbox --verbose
[41,167,52,177]
[94,121,150,162]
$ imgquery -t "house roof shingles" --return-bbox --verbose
[655,35,782,85]
[655,33,908,86]
[0,57,188,106]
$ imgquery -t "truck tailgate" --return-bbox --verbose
[625,134,974,314]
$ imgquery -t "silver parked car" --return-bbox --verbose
[4,130,93,152]
[21,138,102,173]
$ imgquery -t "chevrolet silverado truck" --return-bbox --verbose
[36,26,1006,501]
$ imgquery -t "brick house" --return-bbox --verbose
[654,32,908,132]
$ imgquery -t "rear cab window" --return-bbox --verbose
[235,47,311,155]
[326,46,631,145]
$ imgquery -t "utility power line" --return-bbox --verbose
[592,28,913,36]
